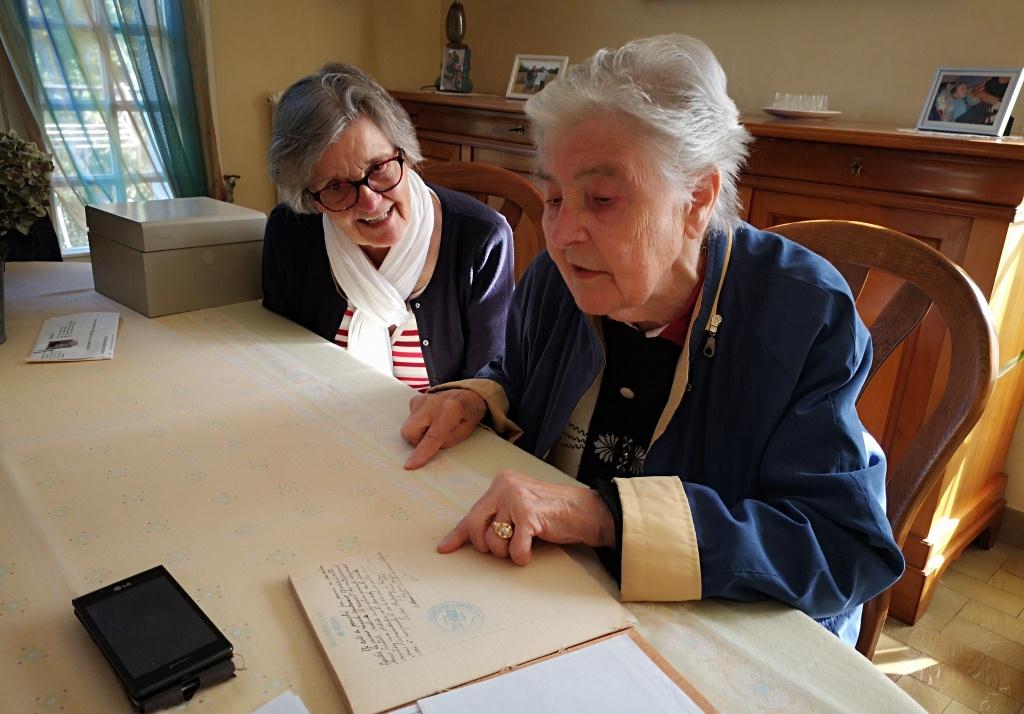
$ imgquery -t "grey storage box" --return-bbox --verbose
[87,197,266,317]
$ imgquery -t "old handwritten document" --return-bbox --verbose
[290,544,640,713]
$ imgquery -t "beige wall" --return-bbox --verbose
[362,4,444,92]
[207,0,1024,506]
[208,1,443,214]
[209,1,363,213]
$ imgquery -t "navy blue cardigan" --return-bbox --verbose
[261,184,514,384]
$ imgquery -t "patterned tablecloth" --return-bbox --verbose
[0,262,920,713]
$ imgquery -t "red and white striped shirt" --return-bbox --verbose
[334,308,431,391]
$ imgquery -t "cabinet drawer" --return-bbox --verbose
[420,138,462,162]
[747,138,1023,207]
[403,101,533,146]
[748,189,971,264]
[472,147,536,176]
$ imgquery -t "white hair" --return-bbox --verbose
[525,34,751,234]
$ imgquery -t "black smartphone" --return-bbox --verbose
[72,565,234,712]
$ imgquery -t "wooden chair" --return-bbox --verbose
[418,161,544,283]
[768,220,998,659]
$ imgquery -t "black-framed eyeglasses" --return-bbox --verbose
[305,149,405,212]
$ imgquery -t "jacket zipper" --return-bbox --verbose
[701,228,732,359]
[703,313,722,357]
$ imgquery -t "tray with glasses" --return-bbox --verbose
[763,92,841,119]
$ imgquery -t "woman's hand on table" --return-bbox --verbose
[402,389,487,469]
[437,469,616,565]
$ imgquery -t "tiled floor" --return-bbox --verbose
[872,541,1024,713]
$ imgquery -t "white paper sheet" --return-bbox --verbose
[417,634,705,714]
[26,312,119,362]
[251,690,310,714]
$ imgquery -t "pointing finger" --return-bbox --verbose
[437,521,469,554]
[404,432,445,469]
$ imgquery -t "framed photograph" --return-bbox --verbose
[916,66,1023,136]
[439,47,471,93]
[505,54,569,99]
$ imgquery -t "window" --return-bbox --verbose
[23,0,179,254]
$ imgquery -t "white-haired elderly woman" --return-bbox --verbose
[401,35,904,647]
[263,64,513,390]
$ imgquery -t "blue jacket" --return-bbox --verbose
[477,223,904,644]
[261,184,514,384]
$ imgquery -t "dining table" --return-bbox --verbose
[0,261,921,713]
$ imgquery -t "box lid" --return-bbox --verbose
[85,197,266,253]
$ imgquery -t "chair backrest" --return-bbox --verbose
[418,161,544,283]
[768,219,997,658]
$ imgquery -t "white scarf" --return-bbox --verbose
[323,169,434,375]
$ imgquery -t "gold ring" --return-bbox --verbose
[491,521,514,540]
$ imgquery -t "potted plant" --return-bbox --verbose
[0,128,54,344]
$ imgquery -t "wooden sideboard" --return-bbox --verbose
[392,90,538,177]
[391,89,1024,624]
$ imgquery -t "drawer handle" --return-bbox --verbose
[508,125,526,135]
[849,159,864,177]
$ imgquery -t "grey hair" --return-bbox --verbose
[269,63,423,213]
[525,34,751,234]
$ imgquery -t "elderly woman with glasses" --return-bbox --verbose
[263,64,513,390]
[401,35,904,647]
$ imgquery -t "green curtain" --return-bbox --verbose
[0,0,206,246]
[108,0,205,197]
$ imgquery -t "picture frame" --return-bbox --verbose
[505,54,569,99]
[916,66,1023,137]
[439,47,471,93]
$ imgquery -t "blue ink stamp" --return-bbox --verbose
[426,601,483,635]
